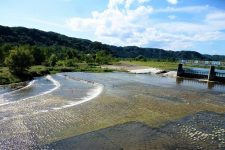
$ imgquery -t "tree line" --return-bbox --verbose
[0,44,113,75]
[1,25,224,63]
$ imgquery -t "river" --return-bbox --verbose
[0,72,224,149]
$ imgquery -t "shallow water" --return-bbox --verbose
[46,111,225,150]
[0,77,55,102]
[63,72,225,94]
[1,72,225,103]
[0,72,224,149]
[0,74,99,106]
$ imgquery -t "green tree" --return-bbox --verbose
[31,46,45,65]
[135,55,145,61]
[0,48,4,66]
[85,54,95,64]
[65,59,78,67]
[4,47,34,74]
[95,51,112,65]
[48,54,58,67]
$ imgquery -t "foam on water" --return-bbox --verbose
[0,80,36,97]
[51,75,104,110]
[0,75,60,106]
[0,80,36,103]
[0,74,103,115]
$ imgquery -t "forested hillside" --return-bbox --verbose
[0,25,225,65]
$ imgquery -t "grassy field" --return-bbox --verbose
[121,60,179,70]
[120,60,225,71]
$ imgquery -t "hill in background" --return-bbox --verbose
[0,25,224,61]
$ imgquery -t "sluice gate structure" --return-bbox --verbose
[177,64,225,83]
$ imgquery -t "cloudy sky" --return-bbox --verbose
[1,0,225,55]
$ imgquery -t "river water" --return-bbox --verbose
[0,72,224,149]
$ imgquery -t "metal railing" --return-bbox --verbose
[184,69,225,78]
[184,69,208,76]
[180,60,225,67]
[216,72,225,78]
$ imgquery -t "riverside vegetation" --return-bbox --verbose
[1,25,225,85]
[0,45,114,85]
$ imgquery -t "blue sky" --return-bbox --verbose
[1,0,225,55]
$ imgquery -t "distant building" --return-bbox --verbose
[180,60,224,67]
[194,60,199,64]
[181,60,187,64]
[211,61,221,66]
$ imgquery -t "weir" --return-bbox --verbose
[177,64,225,83]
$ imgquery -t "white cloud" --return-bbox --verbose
[66,0,225,50]
[108,0,150,9]
[206,11,225,29]
[161,41,193,50]
[168,15,176,20]
[206,11,225,20]
[67,1,153,46]
[166,0,178,5]
[108,0,124,9]
[156,5,210,13]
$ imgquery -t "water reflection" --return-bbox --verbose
[208,82,215,90]
[176,77,225,90]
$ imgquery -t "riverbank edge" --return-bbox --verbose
[1,61,178,86]
[0,66,115,85]
[102,64,178,78]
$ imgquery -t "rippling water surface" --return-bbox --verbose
[0,72,224,149]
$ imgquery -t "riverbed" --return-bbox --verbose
[0,72,225,149]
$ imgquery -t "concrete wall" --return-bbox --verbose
[177,64,225,83]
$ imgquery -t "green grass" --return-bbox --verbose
[121,60,179,70]
[49,64,114,73]
[0,64,114,85]
[29,65,48,72]
[29,65,50,76]
[121,60,225,71]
